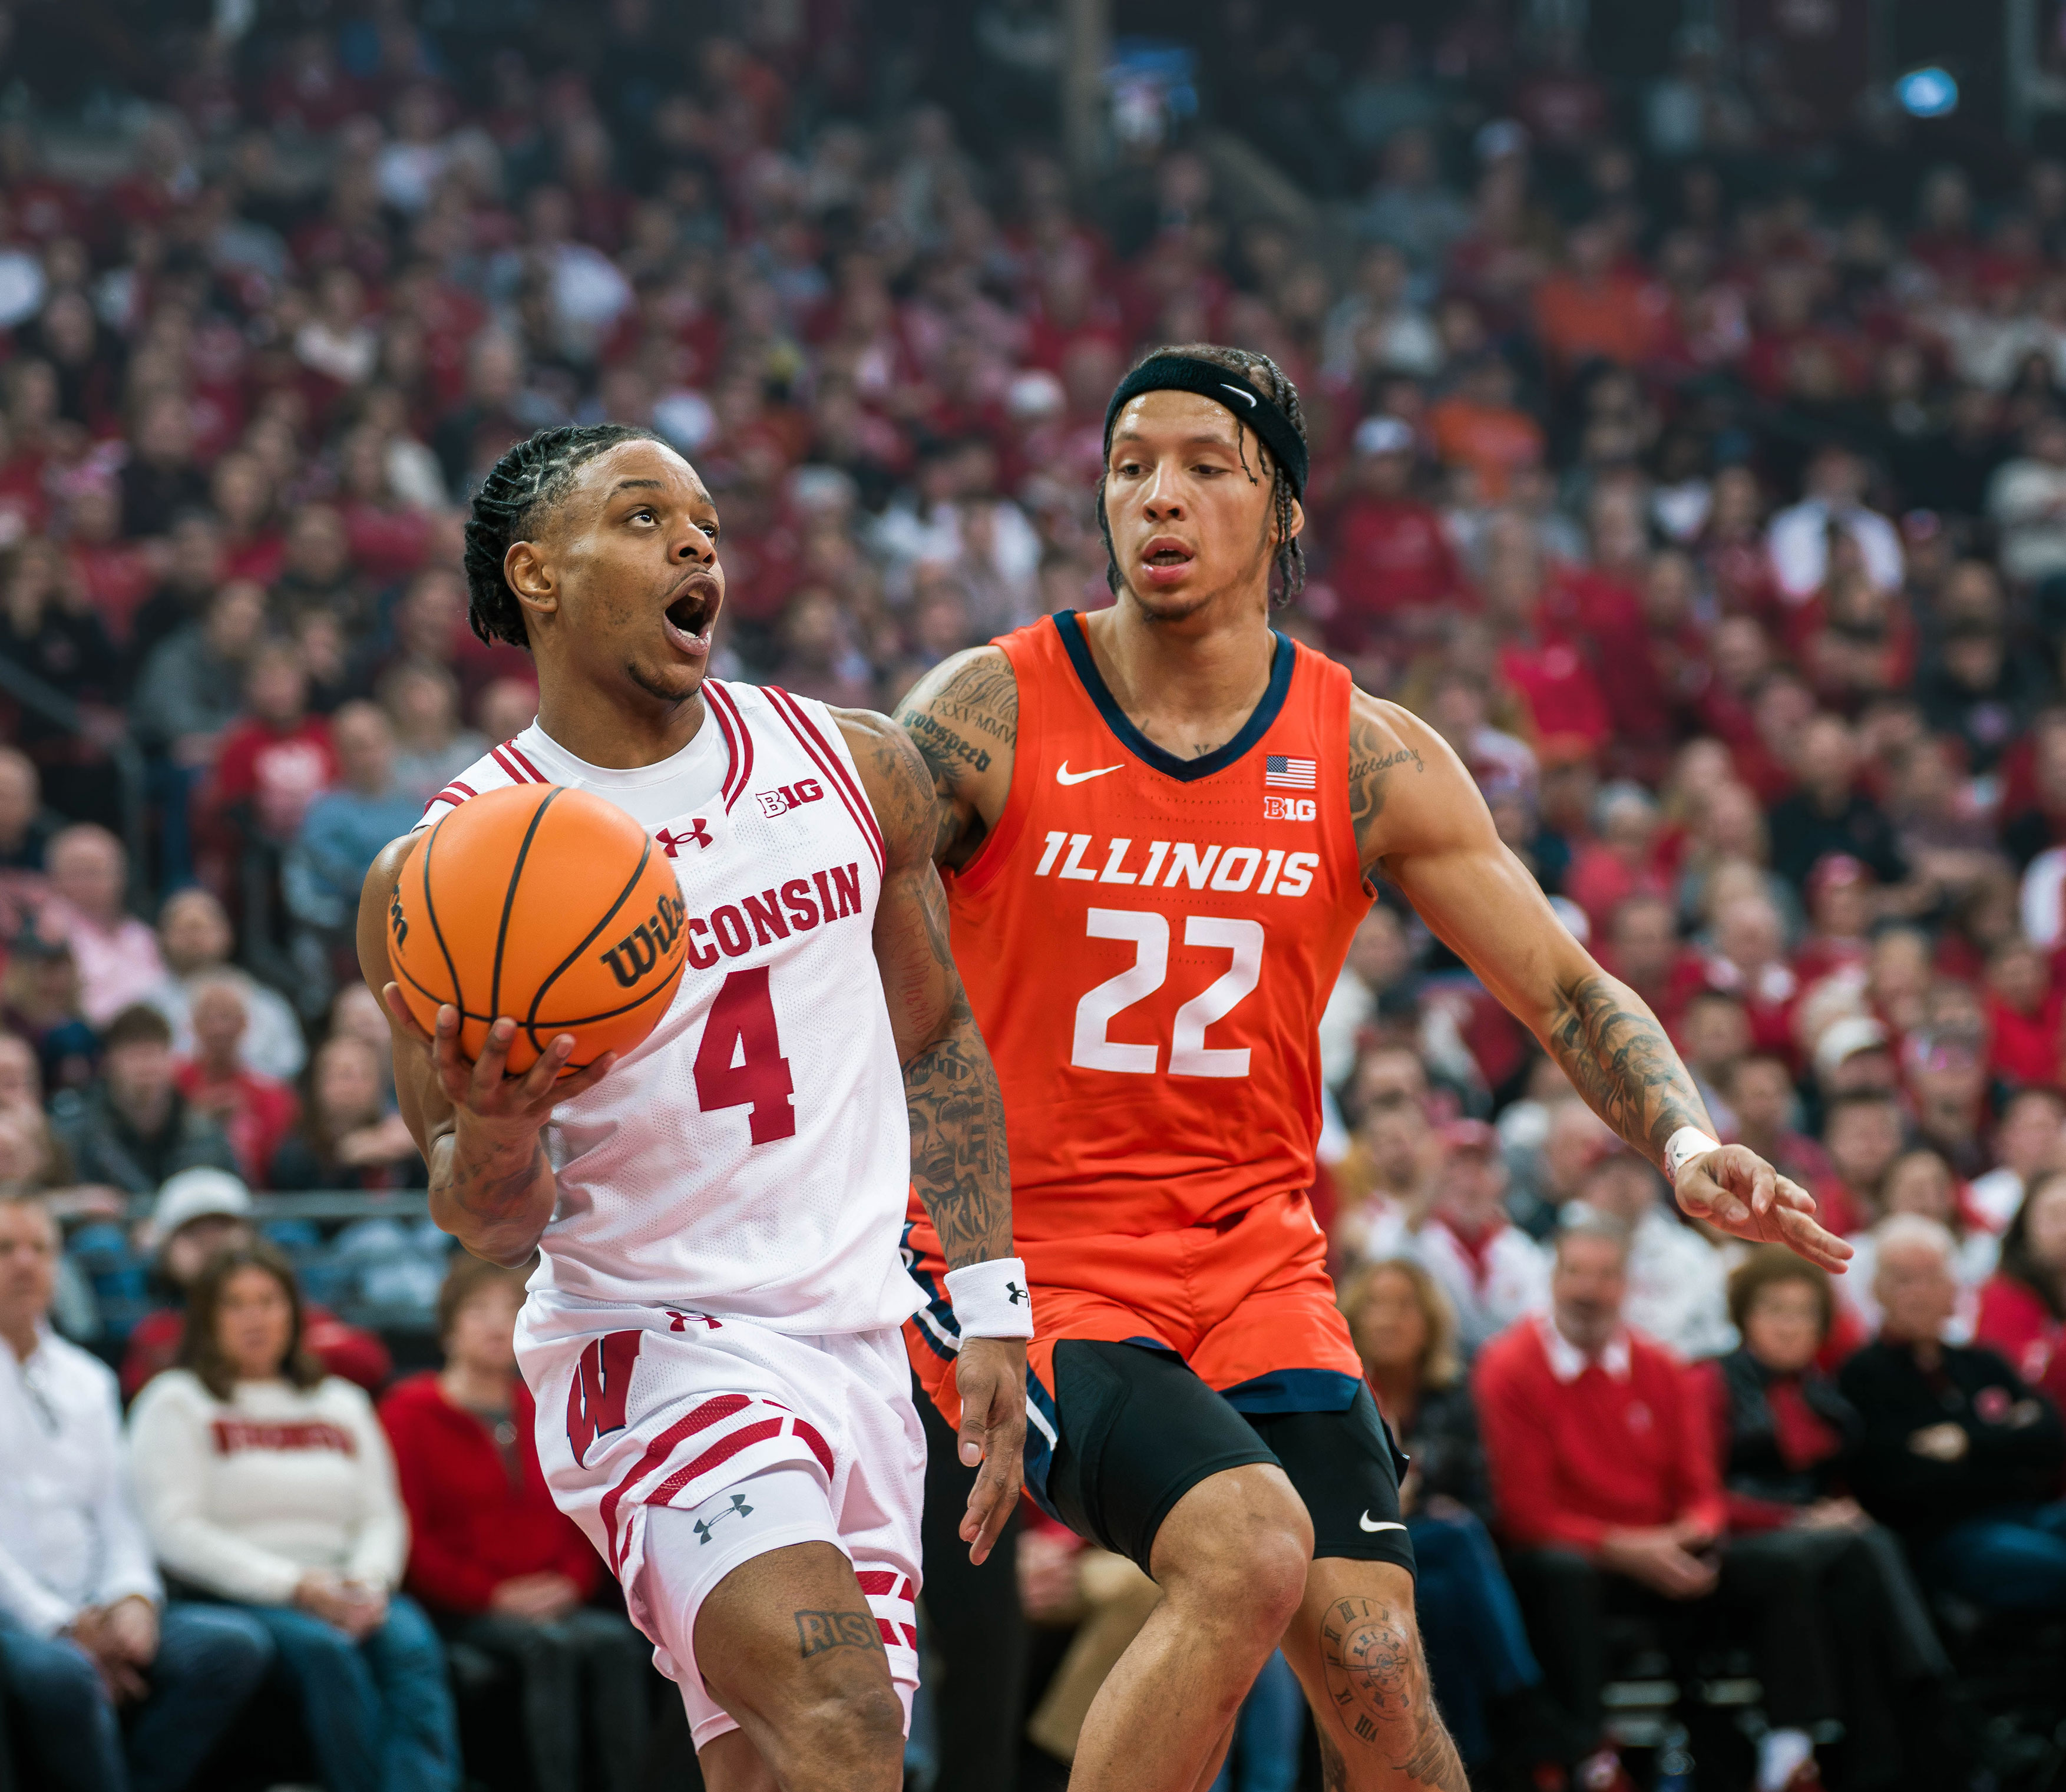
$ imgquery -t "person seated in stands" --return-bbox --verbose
[120,1167,390,1400]
[1387,1118,1550,1354]
[0,1192,272,1792]
[270,1033,427,1192]
[1975,1168,2066,1415]
[1840,1148,1999,1340]
[380,1256,647,1792]
[0,745,58,873]
[174,975,299,1188]
[1476,1215,1898,1792]
[1341,1257,1564,1780]
[1841,1213,2066,1611]
[49,1003,237,1196]
[126,1242,461,1792]
[1565,1149,1734,1359]
[1,928,101,1094]
[38,824,168,1027]
[285,701,424,933]
[1698,1248,1954,1788]
[148,887,307,1083]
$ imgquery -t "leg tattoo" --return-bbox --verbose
[794,1610,886,1659]
[1317,1598,1469,1791]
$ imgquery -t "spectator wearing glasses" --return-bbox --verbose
[1842,1214,2066,1612]
[126,1242,461,1792]
[381,1256,648,1792]
[0,1192,272,1792]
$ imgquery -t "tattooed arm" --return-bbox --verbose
[356,835,615,1265]
[1349,693,1850,1272]
[892,646,1018,871]
[838,707,1026,1560]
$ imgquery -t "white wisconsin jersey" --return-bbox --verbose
[416,680,922,1334]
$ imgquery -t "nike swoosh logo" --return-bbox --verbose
[1056,762,1123,785]
[1359,1513,1407,1533]
[1220,383,1258,408]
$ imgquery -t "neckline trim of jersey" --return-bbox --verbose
[1052,611,1294,784]
[516,701,725,792]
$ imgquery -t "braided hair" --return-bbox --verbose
[1096,342,1308,607]
[462,423,665,648]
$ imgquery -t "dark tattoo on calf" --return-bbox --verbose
[1547,971,1704,1160]
[795,1609,885,1659]
[1318,1598,1469,1791]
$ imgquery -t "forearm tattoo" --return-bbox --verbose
[1547,971,1708,1162]
[795,1610,885,1659]
[895,650,1017,868]
[1317,1596,1469,1791]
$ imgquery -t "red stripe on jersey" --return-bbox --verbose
[427,789,467,812]
[875,1618,898,1646]
[705,681,753,812]
[762,685,885,876]
[649,1416,785,1506]
[900,1622,918,1648]
[505,742,548,783]
[488,744,531,785]
[600,1393,751,1570]
[855,1569,900,1596]
[791,1416,835,1478]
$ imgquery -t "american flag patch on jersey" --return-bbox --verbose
[1264,755,1317,789]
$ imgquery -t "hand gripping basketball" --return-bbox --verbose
[384,988,619,1133]
[1672,1142,1855,1275]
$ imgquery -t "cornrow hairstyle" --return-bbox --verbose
[462,423,665,649]
[1096,342,1308,607]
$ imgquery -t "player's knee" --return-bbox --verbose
[793,1679,905,1770]
[1155,1464,1313,1628]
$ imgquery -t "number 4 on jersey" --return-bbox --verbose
[694,966,798,1142]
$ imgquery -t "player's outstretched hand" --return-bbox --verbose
[1674,1143,1853,1274]
[953,1336,1027,1566]
[384,987,617,1129]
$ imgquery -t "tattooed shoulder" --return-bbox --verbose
[832,707,938,869]
[1347,694,1428,865]
[892,647,1017,869]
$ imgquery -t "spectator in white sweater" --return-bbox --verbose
[0,1193,272,1792]
[127,1243,460,1792]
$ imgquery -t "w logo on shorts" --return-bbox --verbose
[566,1330,643,1466]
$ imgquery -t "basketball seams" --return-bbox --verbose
[491,787,564,1022]
[418,813,465,1023]
[392,951,683,1062]
[521,826,664,1054]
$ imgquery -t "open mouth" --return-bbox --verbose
[662,578,718,654]
[1140,537,1195,583]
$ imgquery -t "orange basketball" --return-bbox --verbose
[387,784,687,1074]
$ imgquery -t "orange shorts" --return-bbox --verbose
[903,1189,1363,1506]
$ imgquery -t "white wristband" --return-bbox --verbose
[1663,1127,1723,1186]
[944,1258,1034,1340]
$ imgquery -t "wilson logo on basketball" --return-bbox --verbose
[601,891,688,989]
[755,779,824,819]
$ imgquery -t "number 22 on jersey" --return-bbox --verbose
[1070,908,1264,1079]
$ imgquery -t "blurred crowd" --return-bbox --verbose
[5,0,2066,1787]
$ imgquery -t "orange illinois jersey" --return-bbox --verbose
[941,611,1369,1243]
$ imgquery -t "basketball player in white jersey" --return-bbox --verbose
[355,424,1029,1792]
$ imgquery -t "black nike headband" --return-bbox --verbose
[1102,354,1308,500]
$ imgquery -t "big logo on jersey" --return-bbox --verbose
[566,1330,642,1466]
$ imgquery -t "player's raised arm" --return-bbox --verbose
[1350,694,1852,1275]
[892,645,1017,872]
[355,833,614,1266]
[837,706,1027,1562]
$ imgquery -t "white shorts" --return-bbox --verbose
[518,1299,925,1750]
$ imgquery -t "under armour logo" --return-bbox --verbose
[666,1310,721,1332]
[694,1494,753,1544]
[657,821,713,856]
[1006,1282,1026,1305]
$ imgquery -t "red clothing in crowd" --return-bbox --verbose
[1498,637,1612,754]
[1474,1317,1727,1552]
[1324,495,1470,647]
[378,1371,600,1614]
[175,1060,300,1189]
[1974,1275,2066,1419]
[1693,1358,1845,1534]
[210,715,338,840]
[1988,991,2064,1088]
[120,1301,392,1401]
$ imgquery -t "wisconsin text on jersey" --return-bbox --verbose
[1030,834,1323,898]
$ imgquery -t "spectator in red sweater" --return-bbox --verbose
[1975,1171,2066,1417]
[119,1168,391,1401]
[379,1257,647,1792]
[1477,1218,1893,1792]
[1324,416,1470,653]
[206,642,338,849]
[173,976,298,1188]
[1984,935,2064,1090]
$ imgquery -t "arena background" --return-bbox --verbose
[2,0,2066,1788]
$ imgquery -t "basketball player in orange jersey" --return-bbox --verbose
[896,346,1852,1792]
[355,425,1029,1792]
